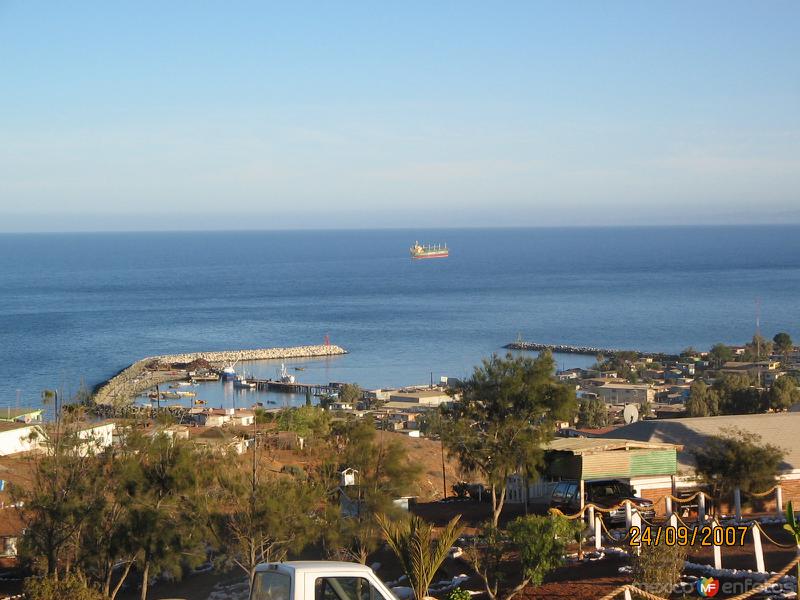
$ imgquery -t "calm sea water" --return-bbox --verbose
[0,226,798,411]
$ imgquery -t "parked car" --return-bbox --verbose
[549,479,656,525]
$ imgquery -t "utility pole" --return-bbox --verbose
[440,436,447,500]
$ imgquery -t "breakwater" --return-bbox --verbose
[93,344,347,406]
[505,341,675,360]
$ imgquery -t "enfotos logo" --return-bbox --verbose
[696,577,720,597]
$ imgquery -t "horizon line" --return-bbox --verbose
[3,222,800,235]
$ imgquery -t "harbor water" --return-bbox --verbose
[0,226,798,410]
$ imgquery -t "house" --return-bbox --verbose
[509,437,680,508]
[75,421,115,455]
[594,383,655,406]
[194,428,246,455]
[0,422,44,456]
[230,410,255,427]
[598,412,800,504]
[191,408,230,427]
[388,389,453,407]
[149,425,190,441]
[0,408,43,424]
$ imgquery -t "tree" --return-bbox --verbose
[767,375,800,412]
[774,332,794,363]
[276,406,330,439]
[709,343,734,368]
[743,334,773,362]
[14,424,106,578]
[466,515,581,600]
[339,383,362,405]
[442,352,576,527]
[713,373,763,415]
[693,428,785,502]
[577,398,608,428]
[204,458,321,589]
[377,514,463,600]
[123,433,205,600]
[325,420,421,562]
[685,381,720,417]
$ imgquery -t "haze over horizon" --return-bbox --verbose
[1,1,798,232]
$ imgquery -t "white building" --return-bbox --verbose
[0,422,44,456]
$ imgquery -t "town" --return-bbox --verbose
[0,332,799,600]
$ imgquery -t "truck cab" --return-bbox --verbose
[250,561,398,600]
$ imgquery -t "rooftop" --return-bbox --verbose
[600,412,800,473]
[546,437,680,455]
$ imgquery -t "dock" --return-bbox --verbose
[251,379,337,396]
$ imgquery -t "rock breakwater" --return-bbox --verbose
[93,344,347,406]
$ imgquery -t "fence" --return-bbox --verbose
[549,483,800,599]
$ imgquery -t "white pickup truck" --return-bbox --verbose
[249,561,399,600]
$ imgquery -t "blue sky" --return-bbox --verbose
[1,1,798,231]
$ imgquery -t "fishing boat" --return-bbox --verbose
[176,390,196,397]
[233,374,256,390]
[160,391,181,400]
[221,365,237,380]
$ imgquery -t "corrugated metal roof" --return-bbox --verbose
[545,437,679,454]
[599,412,800,474]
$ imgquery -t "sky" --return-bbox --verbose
[0,1,798,231]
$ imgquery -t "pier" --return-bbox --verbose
[252,379,337,395]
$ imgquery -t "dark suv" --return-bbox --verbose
[549,479,656,525]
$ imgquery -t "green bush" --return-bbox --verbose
[23,575,105,600]
[630,532,687,596]
[446,588,471,600]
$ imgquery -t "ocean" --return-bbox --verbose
[0,226,798,411]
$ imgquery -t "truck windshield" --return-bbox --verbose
[252,571,292,600]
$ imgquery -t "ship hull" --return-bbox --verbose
[411,252,449,259]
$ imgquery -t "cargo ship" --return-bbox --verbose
[410,241,449,259]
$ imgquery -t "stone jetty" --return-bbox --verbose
[93,344,347,406]
[505,340,675,360]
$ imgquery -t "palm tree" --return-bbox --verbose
[377,514,463,600]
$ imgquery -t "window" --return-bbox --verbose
[564,483,578,501]
[315,577,388,600]
[552,482,568,502]
[252,572,292,600]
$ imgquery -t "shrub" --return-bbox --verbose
[630,532,687,596]
[446,588,472,600]
[23,575,105,600]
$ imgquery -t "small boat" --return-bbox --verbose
[294,367,306,371]
[233,375,256,390]
[176,390,196,397]
[161,391,181,400]
[194,399,207,405]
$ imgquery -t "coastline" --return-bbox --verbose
[92,344,348,407]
